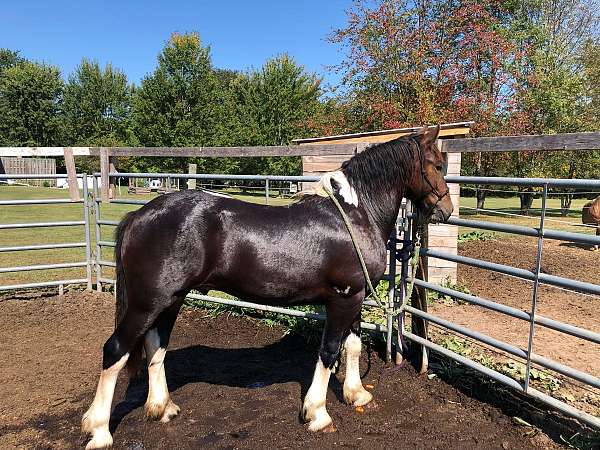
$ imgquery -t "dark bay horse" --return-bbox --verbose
[82,126,453,449]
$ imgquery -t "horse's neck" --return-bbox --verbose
[359,186,405,243]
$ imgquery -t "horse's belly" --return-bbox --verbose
[209,262,324,306]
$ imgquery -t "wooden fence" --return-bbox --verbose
[0,157,56,186]
[2,129,600,282]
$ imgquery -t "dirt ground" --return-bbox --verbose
[0,292,562,450]
[430,236,600,415]
[431,236,600,375]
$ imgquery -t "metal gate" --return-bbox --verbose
[400,176,600,429]
[0,174,92,292]
[1,171,598,430]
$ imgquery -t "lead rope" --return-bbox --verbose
[324,186,421,317]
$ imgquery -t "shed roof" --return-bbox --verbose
[293,121,473,145]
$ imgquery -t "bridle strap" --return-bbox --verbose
[412,137,450,212]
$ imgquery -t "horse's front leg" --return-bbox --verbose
[302,293,362,432]
[342,315,372,407]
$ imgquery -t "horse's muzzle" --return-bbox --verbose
[429,204,453,224]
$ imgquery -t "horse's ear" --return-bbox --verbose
[420,124,440,145]
[416,125,428,137]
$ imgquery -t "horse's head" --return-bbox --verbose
[407,125,454,224]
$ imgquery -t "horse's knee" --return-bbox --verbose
[320,341,342,370]
[102,333,128,370]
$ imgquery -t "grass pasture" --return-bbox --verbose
[0,185,293,288]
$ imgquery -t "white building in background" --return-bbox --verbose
[56,176,96,190]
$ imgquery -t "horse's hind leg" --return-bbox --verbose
[82,306,154,449]
[144,299,183,423]
[302,294,362,432]
[342,315,372,407]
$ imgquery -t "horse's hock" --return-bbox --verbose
[295,122,469,284]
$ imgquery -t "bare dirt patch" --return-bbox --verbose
[0,292,560,449]
[430,236,600,416]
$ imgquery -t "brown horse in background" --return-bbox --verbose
[582,196,600,250]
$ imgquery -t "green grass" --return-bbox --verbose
[459,195,595,235]
[0,185,294,287]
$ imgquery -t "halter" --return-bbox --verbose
[412,137,450,216]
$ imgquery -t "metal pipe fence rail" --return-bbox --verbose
[400,175,600,430]
[0,174,92,292]
[1,171,599,430]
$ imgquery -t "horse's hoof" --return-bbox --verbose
[307,417,336,433]
[303,405,334,432]
[344,387,373,407]
[145,401,167,421]
[84,428,113,449]
[321,423,337,433]
[159,400,181,423]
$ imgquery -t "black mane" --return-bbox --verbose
[341,134,417,230]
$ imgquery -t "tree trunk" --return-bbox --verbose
[560,194,573,217]
[476,187,487,211]
[520,191,535,216]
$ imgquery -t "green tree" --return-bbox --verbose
[0,49,24,74]
[0,60,63,146]
[581,40,600,131]
[63,59,133,146]
[131,32,229,173]
[62,59,134,172]
[231,54,321,174]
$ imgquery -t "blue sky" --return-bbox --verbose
[2,0,351,89]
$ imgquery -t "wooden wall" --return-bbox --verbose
[427,152,461,283]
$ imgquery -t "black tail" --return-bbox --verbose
[114,211,144,377]
[114,211,135,328]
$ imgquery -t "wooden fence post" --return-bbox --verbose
[109,156,116,199]
[63,147,80,201]
[188,163,197,189]
[100,148,110,203]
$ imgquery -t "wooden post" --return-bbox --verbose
[63,147,80,201]
[412,226,430,375]
[100,148,110,203]
[109,157,116,199]
[188,163,197,189]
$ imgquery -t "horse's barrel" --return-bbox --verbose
[582,196,600,225]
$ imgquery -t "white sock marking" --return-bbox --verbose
[303,357,333,431]
[82,352,129,449]
[343,333,372,406]
[145,329,169,412]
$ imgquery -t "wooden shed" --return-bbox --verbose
[293,121,473,284]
